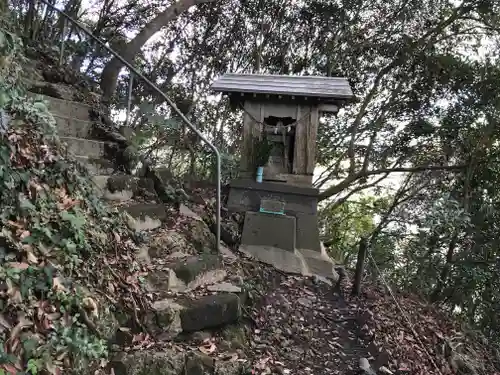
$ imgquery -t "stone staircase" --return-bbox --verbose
[38,93,169,232]
[37,92,248,374]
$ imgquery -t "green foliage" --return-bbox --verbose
[251,133,273,169]
[319,196,382,264]
[0,23,145,375]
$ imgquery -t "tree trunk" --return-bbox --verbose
[352,238,368,296]
[100,0,215,101]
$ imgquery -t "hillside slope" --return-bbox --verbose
[0,24,499,375]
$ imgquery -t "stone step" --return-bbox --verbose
[28,92,92,121]
[146,254,227,293]
[111,349,242,375]
[61,136,115,159]
[146,293,242,339]
[53,113,93,138]
[180,293,241,332]
[74,156,115,176]
[119,203,167,231]
[92,175,156,202]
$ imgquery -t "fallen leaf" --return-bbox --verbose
[198,342,217,355]
[0,313,12,331]
[9,316,33,340]
[52,277,66,292]
[7,262,29,270]
[26,250,38,264]
[82,297,99,317]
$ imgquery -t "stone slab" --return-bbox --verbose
[91,175,157,201]
[295,212,322,252]
[110,349,243,375]
[74,155,115,175]
[180,294,241,332]
[121,203,167,221]
[61,136,109,159]
[29,93,92,121]
[54,114,93,138]
[120,203,167,231]
[227,179,319,215]
[241,211,296,252]
[107,175,139,193]
[207,282,241,293]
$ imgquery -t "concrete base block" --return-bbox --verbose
[240,245,307,275]
[241,211,296,252]
[297,249,339,283]
[239,245,339,281]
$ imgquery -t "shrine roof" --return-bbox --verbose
[211,73,353,101]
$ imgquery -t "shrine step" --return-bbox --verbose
[92,175,156,202]
[60,136,114,159]
[74,156,115,175]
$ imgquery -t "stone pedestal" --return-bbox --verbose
[241,211,296,252]
[227,179,321,252]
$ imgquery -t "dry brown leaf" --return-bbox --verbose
[0,313,12,331]
[52,277,66,292]
[82,297,99,317]
[7,262,29,270]
[198,342,217,355]
[26,249,38,264]
[9,316,33,340]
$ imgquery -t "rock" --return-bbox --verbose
[184,352,214,375]
[207,282,241,293]
[221,325,248,350]
[312,274,333,286]
[147,168,177,203]
[146,269,183,293]
[219,244,237,261]
[215,361,242,375]
[111,350,185,375]
[229,275,244,286]
[107,175,138,194]
[210,219,240,248]
[146,255,226,293]
[144,299,183,340]
[179,204,202,221]
[173,254,222,285]
[148,230,196,259]
[190,330,213,343]
[136,246,151,264]
[297,296,313,308]
[184,220,216,252]
[360,358,377,375]
[180,294,241,332]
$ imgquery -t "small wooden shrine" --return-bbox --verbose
[211,74,353,271]
[211,73,353,186]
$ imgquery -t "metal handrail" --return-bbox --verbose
[40,0,221,251]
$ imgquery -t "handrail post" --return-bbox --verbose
[59,18,68,66]
[126,72,134,127]
[39,0,221,252]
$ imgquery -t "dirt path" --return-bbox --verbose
[247,274,371,374]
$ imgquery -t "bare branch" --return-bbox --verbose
[318,163,468,201]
